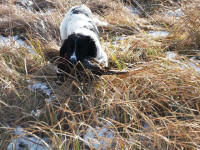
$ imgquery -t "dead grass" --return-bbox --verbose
[168,6,200,53]
[0,0,200,149]
[153,0,200,55]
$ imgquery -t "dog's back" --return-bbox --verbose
[60,5,99,41]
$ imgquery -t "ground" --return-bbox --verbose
[0,0,200,149]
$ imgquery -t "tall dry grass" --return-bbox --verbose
[0,0,200,149]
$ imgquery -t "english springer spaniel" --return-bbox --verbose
[57,5,108,79]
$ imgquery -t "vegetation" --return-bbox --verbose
[0,0,200,149]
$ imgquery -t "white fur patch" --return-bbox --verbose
[60,5,96,40]
[69,51,77,61]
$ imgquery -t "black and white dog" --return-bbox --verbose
[57,5,108,77]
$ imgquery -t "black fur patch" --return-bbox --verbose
[71,7,90,17]
[59,33,97,61]
[83,24,99,35]
[57,33,98,81]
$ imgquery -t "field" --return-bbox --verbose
[0,0,200,149]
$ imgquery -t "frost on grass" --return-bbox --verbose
[20,0,34,7]
[166,8,184,17]
[31,109,41,117]
[27,80,52,96]
[84,125,114,150]
[166,52,200,73]
[7,127,51,150]
[0,35,34,54]
[148,31,169,39]
[103,35,130,52]
[126,5,141,16]
[28,80,56,117]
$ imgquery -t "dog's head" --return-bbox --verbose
[56,33,99,79]
[60,33,97,63]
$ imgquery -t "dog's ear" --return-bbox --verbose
[87,36,97,57]
[60,39,69,58]
[55,38,72,65]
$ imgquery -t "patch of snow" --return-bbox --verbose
[20,0,34,7]
[45,95,56,103]
[115,36,127,41]
[0,36,11,44]
[139,121,151,140]
[27,80,52,96]
[166,52,187,67]
[139,121,152,148]
[166,51,177,60]
[166,8,184,17]
[7,126,51,150]
[84,125,114,150]
[166,52,200,73]
[112,36,127,46]
[148,31,169,38]
[129,121,152,149]
[143,122,150,129]
[0,35,35,54]
[187,62,200,73]
[15,0,34,11]
[103,35,130,52]
[190,56,200,62]
[126,6,141,16]
[31,109,41,117]
[39,10,54,16]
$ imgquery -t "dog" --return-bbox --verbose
[57,5,108,79]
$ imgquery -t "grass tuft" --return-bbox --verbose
[1,0,200,149]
